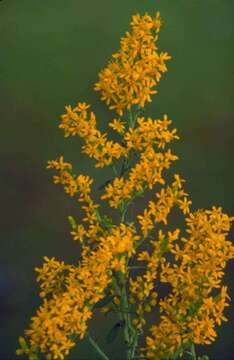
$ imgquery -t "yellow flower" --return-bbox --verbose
[109,118,125,134]
[71,224,86,243]
[18,10,234,360]
[95,12,171,115]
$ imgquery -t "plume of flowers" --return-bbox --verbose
[17,11,234,360]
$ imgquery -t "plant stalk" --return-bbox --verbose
[88,333,110,360]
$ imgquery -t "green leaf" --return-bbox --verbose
[94,210,113,230]
[98,178,114,190]
[187,299,202,317]
[67,216,77,230]
[18,336,29,351]
[29,353,39,360]
[102,215,113,229]
[106,321,125,344]
[94,209,102,223]
[93,294,114,309]
[172,343,184,359]
[160,237,168,255]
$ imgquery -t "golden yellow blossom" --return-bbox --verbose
[59,103,126,168]
[17,11,234,360]
[141,208,234,359]
[95,12,171,115]
[109,118,126,134]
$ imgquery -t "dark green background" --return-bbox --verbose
[1,1,234,359]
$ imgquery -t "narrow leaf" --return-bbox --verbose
[106,321,125,344]
[93,294,114,309]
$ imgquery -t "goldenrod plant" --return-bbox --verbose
[16,12,234,360]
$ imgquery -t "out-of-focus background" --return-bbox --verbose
[1,0,234,359]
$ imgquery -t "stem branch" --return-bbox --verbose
[190,343,197,360]
[88,333,110,360]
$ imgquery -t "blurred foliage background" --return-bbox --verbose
[1,0,234,359]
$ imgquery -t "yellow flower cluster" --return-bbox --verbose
[47,156,93,199]
[129,229,180,330]
[129,175,188,330]
[47,156,102,245]
[17,11,234,360]
[17,220,141,359]
[140,207,234,359]
[137,174,190,237]
[95,12,171,115]
[35,256,71,299]
[125,115,178,150]
[16,246,112,359]
[59,103,126,168]
[103,223,140,258]
[101,115,179,208]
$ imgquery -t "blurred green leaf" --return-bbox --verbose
[106,321,124,344]
[93,294,114,309]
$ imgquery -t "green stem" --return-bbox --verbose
[129,329,139,360]
[118,271,139,360]
[112,163,118,176]
[114,107,141,359]
[190,343,197,360]
[88,333,110,360]
[121,204,128,223]
[121,277,131,358]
